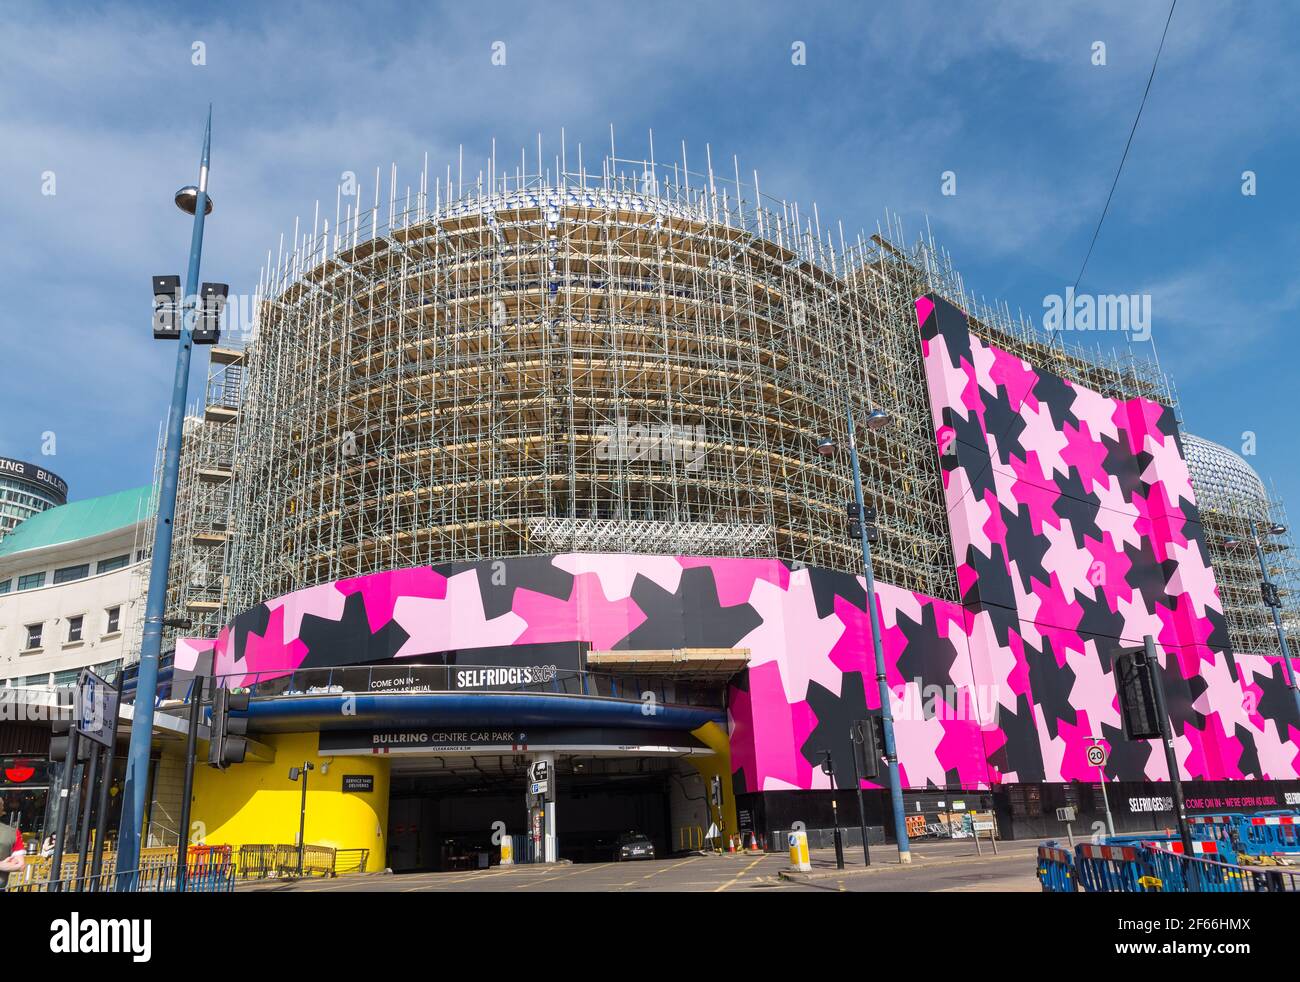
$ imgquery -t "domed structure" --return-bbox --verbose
[221,156,958,612]
[1182,432,1268,517]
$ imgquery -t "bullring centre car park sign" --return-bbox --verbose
[317,727,711,757]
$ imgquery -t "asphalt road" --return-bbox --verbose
[237,838,1044,893]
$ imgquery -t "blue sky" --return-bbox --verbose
[2,1,1298,518]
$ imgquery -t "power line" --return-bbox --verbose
[1073,0,1178,293]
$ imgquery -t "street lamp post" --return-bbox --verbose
[820,406,912,864]
[1226,523,1300,721]
[116,110,214,880]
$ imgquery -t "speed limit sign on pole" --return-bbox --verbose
[1087,745,1107,768]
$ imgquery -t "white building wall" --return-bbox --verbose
[0,524,147,685]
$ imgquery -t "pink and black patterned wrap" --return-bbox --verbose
[913,292,1299,789]
[196,295,1300,793]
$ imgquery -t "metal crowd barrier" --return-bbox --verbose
[7,861,235,894]
[235,843,338,879]
[332,848,371,874]
[1036,844,1077,892]
[1039,838,1300,894]
[677,826,705,852]
[1235,814,1300,855]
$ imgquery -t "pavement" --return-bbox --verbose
[234,837,1044,893]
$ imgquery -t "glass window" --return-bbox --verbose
[53,564,89,584]
[0,579,10,594]
[24,624,42,650]
[52,669,79,688]
[67,616,83,643]
[105,607,121,634]
[17,572,46,591]
[96,554,131,575]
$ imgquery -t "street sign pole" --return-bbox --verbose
[1088,736,1115,837]
[1144,635,1194,856]
[849,723,871,867]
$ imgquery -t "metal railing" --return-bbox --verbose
[7,862,234,894]
[677,826,705,852]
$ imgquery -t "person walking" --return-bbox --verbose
[0,821,27,890]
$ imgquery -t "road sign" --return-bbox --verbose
[75,669,119,748]
[1087,745,1107,768]
[526,757,554,803]
[1056,807,1077,822]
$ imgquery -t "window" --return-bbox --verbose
[67,616,83,643]
[24,624,42,650]
[96,554,131,575]
[53,564,90,584]
[105,607,121,634]
[53,669,79,688]
[17,572,46,591]
[0,579,10,594]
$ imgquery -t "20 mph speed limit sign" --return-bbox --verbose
[1087,745,1107,767]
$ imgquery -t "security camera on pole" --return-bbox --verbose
[117,107,229,882]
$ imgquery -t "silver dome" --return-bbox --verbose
[1182,432,1269,517]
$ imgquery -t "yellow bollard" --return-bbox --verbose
[788,830,811,872]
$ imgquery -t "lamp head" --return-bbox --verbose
[864,408,892,431]
[174,185,213,216]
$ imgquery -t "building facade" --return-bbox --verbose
[0,457,68,542]
[164,151,1300,867]
[0,485,151,688]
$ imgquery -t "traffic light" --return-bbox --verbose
[194,282,228,345]
[152,275,182,339]
[48,718,91,765]
[846,501,879,543]
[1114,649,1161,740]
[50,717,72,764]
[208,687,250,768]
[1261,581,1282,608]
[853,717,885,779]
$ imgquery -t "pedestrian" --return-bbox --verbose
[0,821,27,890]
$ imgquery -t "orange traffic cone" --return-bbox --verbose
[727,835,736,854]
[747,832,761,854]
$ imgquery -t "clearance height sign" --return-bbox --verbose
[318,727,709,757]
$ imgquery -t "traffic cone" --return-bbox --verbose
[748,832,761,854]
[727,835,736,854]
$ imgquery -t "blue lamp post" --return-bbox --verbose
[819,406,912,864]
[116,109,215,880]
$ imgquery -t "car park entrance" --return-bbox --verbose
[318,727,714,871]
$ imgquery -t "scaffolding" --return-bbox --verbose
[161,137,1282,668]
[1182,434,1300,661]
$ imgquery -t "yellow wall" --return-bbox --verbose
[187,731,389,872]
[688,721,738,839]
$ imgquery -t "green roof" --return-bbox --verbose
[0,485,154,559]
